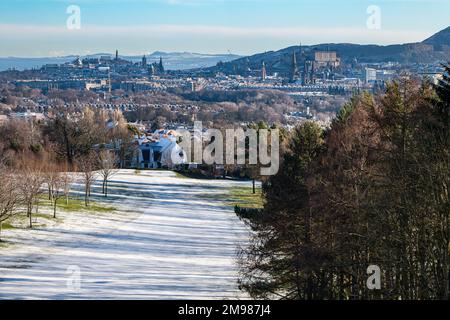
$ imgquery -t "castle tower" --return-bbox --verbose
[290,50,299,82]
[75,56,82,67]
[149,64,155,76]
[261,61,267,81]
[108,68,112,93]
[303,60,315,85]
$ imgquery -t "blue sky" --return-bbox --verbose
[0,0,449,57]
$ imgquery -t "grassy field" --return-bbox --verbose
[197,182,264,209]
[37,194,116,213]
[56,198,116,213]
[1,196,117,233]
[228,186,264,209]
[1,222,16,230]
[0,169,250,299]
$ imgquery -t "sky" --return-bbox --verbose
[0,0,449,57]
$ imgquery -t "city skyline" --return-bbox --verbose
[0,0,449,57]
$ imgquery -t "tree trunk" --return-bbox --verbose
[53,199,57,218]
[105,180,108,198]
[0,221,3,242]
[252,179,256,194]
[85,188,89,207]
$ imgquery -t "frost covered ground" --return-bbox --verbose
[0,170,251,300]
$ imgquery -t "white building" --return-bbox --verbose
[365,68,377,84]
[133,130,187,169]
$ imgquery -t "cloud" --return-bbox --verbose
[0,23,431,43]
[0,23,436,57]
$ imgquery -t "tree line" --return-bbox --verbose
[0,149,119,240]
[0,107,126,240]
[237,66,450,300]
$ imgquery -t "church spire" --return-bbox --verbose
[261,61,267,81]
[290,50,299,81]
[158,57,164,74]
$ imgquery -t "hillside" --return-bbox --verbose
[423,26,450,46]
[202,26,450,77]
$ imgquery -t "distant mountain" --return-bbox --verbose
[423,26,450,46]
[202,26,450,77]
[126,51,241,70]
[0,52,242,72]
[0,56,78,72]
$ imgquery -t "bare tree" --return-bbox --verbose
[76,152,98,207]
[60,163,75,206]
[42,147,59,201]
[0,167,21,241]
[98,150,119,197]
[43,163,59,201]
[50,172,65,219]
[17,159,45,228]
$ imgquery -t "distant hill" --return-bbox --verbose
[423,26,450,46]
[0,56,77,72]
[127,51,241,70]
[202,26,450,77]
[0,52,242,72]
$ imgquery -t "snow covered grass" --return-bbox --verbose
[57,198,117,214]
[1,222,16,230]
[0,170,251,300]
[199,184,264,209]
[1,196,118,240]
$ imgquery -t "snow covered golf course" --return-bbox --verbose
[0,170,251,299]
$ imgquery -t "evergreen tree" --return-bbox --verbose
[238,121,324,299]
[237,72,450,299]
